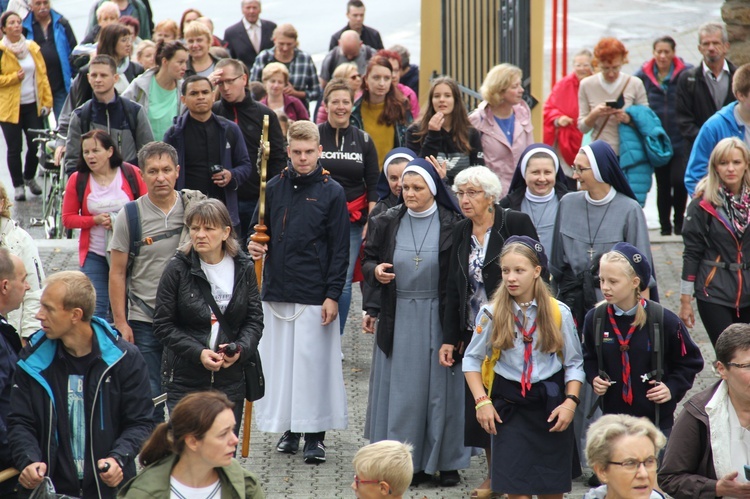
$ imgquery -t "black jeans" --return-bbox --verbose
[654,148,687,233]
[0,103,44,187]
[696,299,750,347]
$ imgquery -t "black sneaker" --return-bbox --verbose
[303,438,326,464]
[276,431,300,454]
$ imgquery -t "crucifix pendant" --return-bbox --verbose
[413,255,423,269]
[588,246,596,262]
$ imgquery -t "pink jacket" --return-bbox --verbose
[469,100,533,197]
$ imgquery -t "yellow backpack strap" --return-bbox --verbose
[549,297,564,361]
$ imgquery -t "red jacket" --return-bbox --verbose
[62,164,147,266]
[543,71,583,166]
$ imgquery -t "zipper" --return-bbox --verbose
[702,202,744,313]
[46,398,52,478]
[279,207,288,241]
[90,353,125,499]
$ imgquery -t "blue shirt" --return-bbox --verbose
[463,299,586,385]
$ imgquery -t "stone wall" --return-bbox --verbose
[723,0,750,65]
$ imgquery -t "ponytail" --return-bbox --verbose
[139,422,173,467]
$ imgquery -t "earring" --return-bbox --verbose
[488,206,493,213]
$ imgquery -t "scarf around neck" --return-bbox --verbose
[2,35,29,60]
[720,184,750,237]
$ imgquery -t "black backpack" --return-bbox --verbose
[591,299,665,425]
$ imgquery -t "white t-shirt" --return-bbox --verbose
[200,253,235,349]
[19,53,36,105]
[86,168,130,256]
[170,476,222,499]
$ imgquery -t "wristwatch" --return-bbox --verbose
[111,455,125,471]
[565,394,581,405]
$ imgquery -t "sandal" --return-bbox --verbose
[470,488,492,498]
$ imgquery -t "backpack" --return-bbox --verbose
[481,297,563,395]
[591,299,665,424]
[76,162,141,205]
[77,97,140,139]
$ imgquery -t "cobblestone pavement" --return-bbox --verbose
[34,232,713,499]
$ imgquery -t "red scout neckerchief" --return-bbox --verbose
[514,315,537,397]
[607,299,645,405]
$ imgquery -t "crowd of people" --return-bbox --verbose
[0,0,747,497]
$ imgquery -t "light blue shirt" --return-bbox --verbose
[462,299,586,385]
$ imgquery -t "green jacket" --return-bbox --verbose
[117,454,265,499]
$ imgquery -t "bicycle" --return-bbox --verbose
[28,128,69,239]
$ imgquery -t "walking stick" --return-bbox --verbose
[243,115,270,458]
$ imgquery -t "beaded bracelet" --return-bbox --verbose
[475,400,493,411]
[475,395,490,404]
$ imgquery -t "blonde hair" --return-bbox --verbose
[333,62,358,80]
[45,271,96,322]
[272,23,298,42]
[480,63,523,107]
[287,120,319,146]
[695,137,750,205]
[352,441,413,496]
[586,414,666,470]
[261,62,289,84]
[599,251,647,329]
[0,182,12,219]
[182,21,211,43]
[489,243,562,353]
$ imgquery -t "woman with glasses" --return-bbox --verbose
[124,40,188,141]
[316,62,362,124]
[585,414,667,499]
[469,63,534,198]
[582,244,702,437]
[259,62,308,121]
[578,38,648,156]
[635,37,693,236]
[680,138,750,348]
[351,56,412,173]
[499,144,569,257]
[543,49,594,189]
[550,140,654,328]
[363,159,470,487]
[405,77,484,185]
[441,166,536,497]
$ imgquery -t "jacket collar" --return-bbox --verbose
[220,90,256,111]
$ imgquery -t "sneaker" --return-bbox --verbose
[303,438,326,464]
[25,178,42,195]
[439,470,460,486]
[14,186,25,201]
[276,431,300,454]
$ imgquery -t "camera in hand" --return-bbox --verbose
[218,342,239,358]
[210,164,223,176]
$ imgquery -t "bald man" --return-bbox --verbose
[319,29,375,88]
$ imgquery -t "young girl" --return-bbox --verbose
[582,243,703,434]
[500,144,569,256]
[463,235,585,498]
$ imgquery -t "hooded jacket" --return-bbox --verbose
[122,67,184,116]
[153,249,263,404]
[8,317,154,499]
[684,102,745,197]
[253,164,349,305]
[117,454,265,499]
[163,113,254,227]
[22,10,75,94]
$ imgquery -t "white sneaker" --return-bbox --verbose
[14,186,25,201]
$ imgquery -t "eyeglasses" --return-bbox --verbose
[353,475,380,488]
[572,166,592,175]
[455,189,485,199]
[726,362,750,369]
[350,74,362,80]
[608,456,658,473]
[216,75,243,88]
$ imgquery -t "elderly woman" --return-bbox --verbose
[250,23,321,108]
[183,21,219,78]
[0,10,52,201]
[585,414,667,499]
[363,159,470,487]
[551,140,654,328]
[543,49,593,187]
[153,19,179,44]
[133,39,156,69]
[578,37,648,156]
[441,165,536,497]
[153,199,263,427]
[499,144,569,256]
[316,62,362,124]
[118,391,265,498]
[680,137,750,347]
[79,0,119,44]
[470,64,534,198]
[259,62,308,121]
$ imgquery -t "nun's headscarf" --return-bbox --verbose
[580,140,637,201]
[375,147,415,201]
[507,143,568,194]
[400,158,461,214]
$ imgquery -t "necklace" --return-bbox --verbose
[518,300,533,307]
[408,211,436,269]
[528,199,551,230]
[585,200,612,262]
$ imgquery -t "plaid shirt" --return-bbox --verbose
[250,47,321,103]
